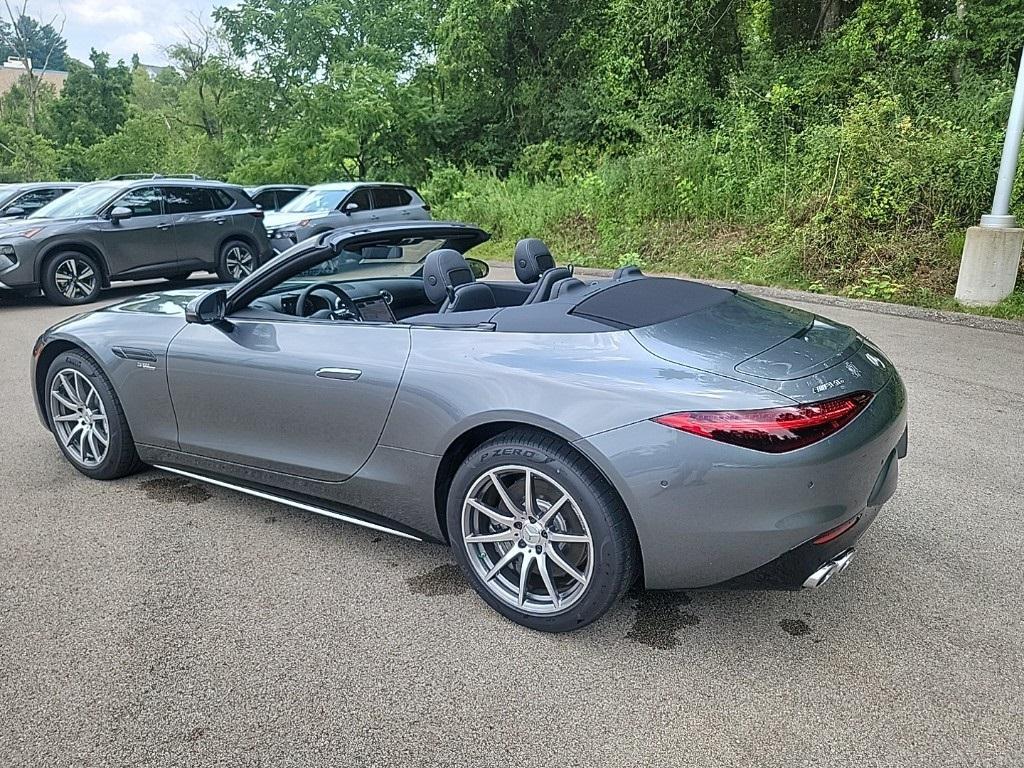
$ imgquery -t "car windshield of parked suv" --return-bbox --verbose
[278,186,353,214]
[29,184,120,220]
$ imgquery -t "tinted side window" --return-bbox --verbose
[372,187,412,208]
[210,189,235,210]
[276,188,303,207]
[114,186,164,216]
[163,186,215,214]
[9,188,63,212]
[252,190,276,210]
[344,189,372,210]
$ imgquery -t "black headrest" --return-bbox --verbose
[422,248,475,304]
[514,238,556,284]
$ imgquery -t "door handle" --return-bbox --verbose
[316,367,362,381]
[157,222,170,231]
[214,217,226,225]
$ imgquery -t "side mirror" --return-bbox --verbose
[109,206,133,224]
[4,206,25,217]
[466,257,489,280]
[185,288,227,324]
[343,202,360,214]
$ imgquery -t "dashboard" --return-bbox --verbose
[247,277,431,322]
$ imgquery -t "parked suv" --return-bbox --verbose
[0,179,271,305]
[0,182,82,222]
[263,182,431,252]
[243,184,307,212]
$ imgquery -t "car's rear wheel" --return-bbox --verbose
[448,429,639,632]
[216,239,257,281]
[41,251,101,305]
[45,350,144,480]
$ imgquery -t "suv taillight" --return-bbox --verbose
[251,209,264,219]
[652,392,873,453]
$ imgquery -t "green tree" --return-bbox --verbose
[47,50,132,147]
[0,13,68,70]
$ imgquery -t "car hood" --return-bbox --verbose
[100,286,229,316]
[264,210,331,229]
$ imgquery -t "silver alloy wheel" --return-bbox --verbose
[461,465,594,615]
[224,245,255,279]
[53,256,97,300]
[49,368,109,468]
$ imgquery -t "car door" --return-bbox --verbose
[337,187,376,227]
[165,316,412,483]
[164,186,227,269]
[370,187,415,222]
[96,186,176,276]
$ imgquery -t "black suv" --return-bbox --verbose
[0,179,271,305]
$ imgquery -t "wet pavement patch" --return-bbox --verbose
[627,591,699,650]
[779,618,812,636]
[406,564,469,596]
[139,477,212,506]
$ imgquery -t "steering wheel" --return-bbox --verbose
[296,282,361,320]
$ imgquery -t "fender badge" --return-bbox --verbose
[136,361,156,371]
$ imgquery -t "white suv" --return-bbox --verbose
[263,182,432,252]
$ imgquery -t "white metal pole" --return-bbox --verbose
[981,50,1024,228]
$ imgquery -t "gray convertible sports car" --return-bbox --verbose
[32,221,907,631]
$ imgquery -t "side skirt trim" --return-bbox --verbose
[153,464,422,542]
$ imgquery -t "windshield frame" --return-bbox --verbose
[28,183,121,220]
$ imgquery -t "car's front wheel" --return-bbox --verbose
[45,350,144,480]
[41,251,102,305]
[216,239,258,281]
[448,429,639,632]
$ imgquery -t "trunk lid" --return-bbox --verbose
[631,293,892,402]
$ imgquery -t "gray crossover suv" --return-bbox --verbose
[0,179,271,305]
[263,182,431,252]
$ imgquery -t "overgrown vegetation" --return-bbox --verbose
[1,1,1023,315]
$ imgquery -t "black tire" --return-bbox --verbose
[44,349,144,480]
[447,429,639,632]
[41,251,102,305]
[216,239,258,281]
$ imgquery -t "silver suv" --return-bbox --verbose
[263,182,431,252]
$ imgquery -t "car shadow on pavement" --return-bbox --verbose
[0,275,222,310]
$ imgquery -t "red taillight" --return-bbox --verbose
[252,209,265,219]
[652,391,873,453]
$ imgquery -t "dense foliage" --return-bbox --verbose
[1,1,1023,311]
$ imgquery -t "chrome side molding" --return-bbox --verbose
[153,464,422,541]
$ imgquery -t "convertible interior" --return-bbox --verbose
[240,234,731,334]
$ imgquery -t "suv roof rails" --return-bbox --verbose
[107,173,207,181]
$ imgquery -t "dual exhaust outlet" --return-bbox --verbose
[802,548,856,589]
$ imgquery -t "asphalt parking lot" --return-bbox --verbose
[1,277,1022,767]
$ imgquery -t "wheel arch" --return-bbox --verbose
[432,419,645,583]
[37,242,110,286]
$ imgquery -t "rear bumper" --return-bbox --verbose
[577,371,907,589]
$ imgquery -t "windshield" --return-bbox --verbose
[29,184,120,219]
[279,186,352,214]
[0,186,21,207]
[264,237,451,294]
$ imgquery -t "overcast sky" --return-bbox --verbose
[24,0,222,67]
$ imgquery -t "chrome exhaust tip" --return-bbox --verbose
[803,548,856,589]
